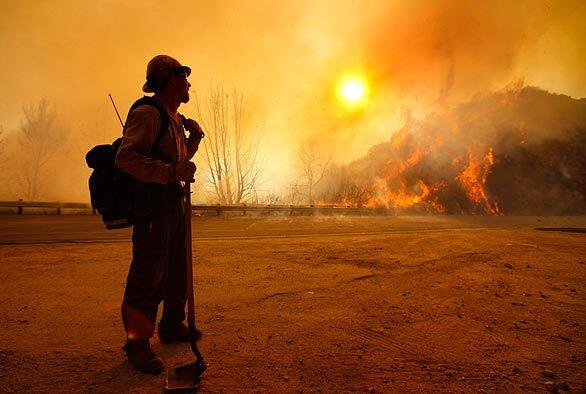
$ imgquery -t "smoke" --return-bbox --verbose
[306,0,586,161]
[0,1,584,202]
[318,85,586,214]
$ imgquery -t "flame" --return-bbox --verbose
[456,148,501,214]
[386,180,446,211]
[323,119,501,214]
[315,84,584,215]
[363,176,445,213]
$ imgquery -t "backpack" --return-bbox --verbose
[85,96,171,230]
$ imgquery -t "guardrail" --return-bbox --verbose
[191,204,373,216]
[0,200,379,216]
[0,200,93,215]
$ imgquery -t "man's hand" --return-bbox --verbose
[174,161,196,183]
[180,116,205,139]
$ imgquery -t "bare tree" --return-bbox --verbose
[317,164,373,207]
[194,87,264,204]
[285,181,304,205]
[292,141,330,205]
[18,99,68,200]
[263,190,281,205]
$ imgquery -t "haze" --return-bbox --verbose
[0,0,584,202]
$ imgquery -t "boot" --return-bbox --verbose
[158,321,203,344]
[122,339,164,374]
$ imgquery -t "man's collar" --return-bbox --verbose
[152,95,180,120]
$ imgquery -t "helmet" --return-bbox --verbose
[142,55,191,93]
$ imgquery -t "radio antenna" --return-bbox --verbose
[108,93,124,128]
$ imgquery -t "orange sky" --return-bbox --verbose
[0,0,584,199]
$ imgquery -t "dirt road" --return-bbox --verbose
[0,215,584,392]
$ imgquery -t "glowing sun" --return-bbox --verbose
[337,75,369,107]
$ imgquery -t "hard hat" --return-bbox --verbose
[142,55,191,93]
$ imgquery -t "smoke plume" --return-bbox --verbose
[0,1,584,203]
[318,85,586,214]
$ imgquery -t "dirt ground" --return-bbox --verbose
[0,214,584,393]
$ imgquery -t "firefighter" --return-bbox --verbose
[115,55,204,374]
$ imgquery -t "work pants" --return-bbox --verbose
[121,186,189,341]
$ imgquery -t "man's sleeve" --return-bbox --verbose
[186,133,201,160]
[114,105,173,184]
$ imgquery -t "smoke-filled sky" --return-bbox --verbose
[0,0,585,200]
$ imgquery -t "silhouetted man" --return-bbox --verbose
[115,55,204,374]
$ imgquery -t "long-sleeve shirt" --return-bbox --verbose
[115,100,200,185]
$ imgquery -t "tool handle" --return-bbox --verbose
[184,182,204,363]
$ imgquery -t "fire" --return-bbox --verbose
[456,148,501,215]
[316,85,585,215]
[364,135,500,214]
[358,119,450,212]
[362,179,446,212]
[387,180,445,211]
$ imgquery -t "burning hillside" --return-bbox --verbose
[319,85,586,214]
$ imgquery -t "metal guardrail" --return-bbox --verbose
[191,204,372,216]
[0,200,93,215]
[0,200,377,216]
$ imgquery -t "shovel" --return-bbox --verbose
[165,181,207,391]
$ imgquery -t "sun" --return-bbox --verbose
[337,75,369,107]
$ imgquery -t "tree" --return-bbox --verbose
[285,181,305,205]
[194,87,264,204]
[18,99,68,200]
[292,141,330,205]
[263,190,281,205]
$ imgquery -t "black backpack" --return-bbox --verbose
[85,96,171,230]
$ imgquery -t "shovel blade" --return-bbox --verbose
[165,361,207,391]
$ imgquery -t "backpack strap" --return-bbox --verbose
[126,96,171,160]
